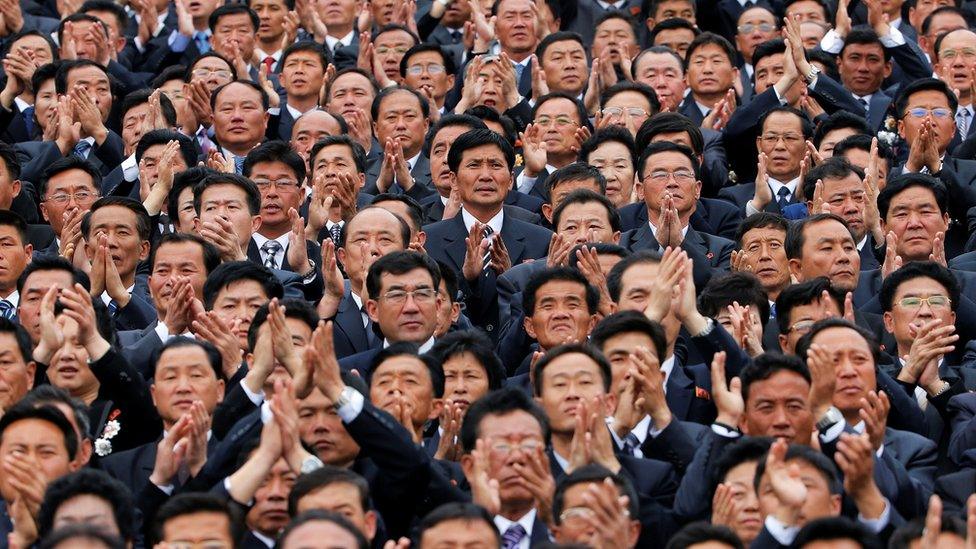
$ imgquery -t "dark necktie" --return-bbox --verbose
[622,432,640,456]
[501,524,527,549]
[858,97,869,118]
[262,240,283,269]
[330,223,342,243]
[107,299,119,316]
[776,186,791,211]
[22,105,34,138]
[481,225,494,273]
[0,300,13,319]
[73,140,92,159]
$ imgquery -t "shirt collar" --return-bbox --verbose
[121,154,140,182]
[660,354,675,391]
[406,152,421,172]
[647,221,690,239]
[350,290,364,310]
[857,235,868,251]
[13,97,30,112]
[767,176,799,196]
[854,93,873,104]
[325,30,355,49]
[100,287,134,307]
[595,0,624,8]
[695,100,711,117]
[494,508,537,539]
[461,207,504,235]
[383,336,435,353]
[0,290,19,307]
[252,232,290,252]
[286,103,313,120]
[255,48,282,62]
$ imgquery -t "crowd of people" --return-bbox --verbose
[3,0,976,546]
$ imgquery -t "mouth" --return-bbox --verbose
[171,398,195,409]
[838,385,863,396]
[400,320,424,331]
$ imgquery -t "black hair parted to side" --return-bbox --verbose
[447,128,516,174]
[880,261,959,313]
[37,469,137,542]
[460,386,550,453]
[202,261,283,310]
[152,493,235,546]
[427,329,506,391]
[738,352,810,405]
[532,343,612,397]
[243,139,307,184]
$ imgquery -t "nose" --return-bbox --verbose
[906,210,924,228]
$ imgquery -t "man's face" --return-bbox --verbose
[84,205,150,282]
[0,332,32,412]
[936,30,976,100]
[366,268,441,344]
[281,50,327,100]
[252,0,287,41]
[197,183,260,249]
[298,388,361,466]
[246,458,294,538]
[898,89,956,155]
[9,35,53,66]
[598,331,656,395]
[881,185,949,261]
[838,42,890,96]
[47,317,97,398]
[757,111,806,180]
[175,186,197,233]
[404,51,456,104]
[754,53,804,101]
[494,0,538,55]
[721,461,762,544]
[603,91,653,133]
[556,200,618,247]
[814,326,877,420]
[841,148,888,188]
[420,518,499,549]
[785,0,826,22]
[374,30,415,84]
[161,512,234,548]
[440,0,472,26]
[790,219,861,292]
[739,226,790,295]
[652,28,696,60]
[550,178,602,211]
[779,298,840,354]
[0,419,75,503]
[639,150,701,216]
[0,225,28,291]
[65,65,112,122]
[212,13,257,61]
[452,143,511,211]
[317,0,360,28]
[149,241,209,315]
[818,174,869,241]
[635,52,686,112]
[282,520,362,549]
[139,144,189,199]
[818,128,860,158]
[587,140,634,208]
[296,482,377,541]
[687,43,737,97]
[534,98,583,159]
[799,21,828,48]
[541,39,588,96]
[121,103,152,155]
[592,18,639,65]
[757,459,840,526]
[374,90,429,158]
[251,160,304,231]
[211,279,269,346]
[462,410,545,507]
[735,8,777,63]
[442,352,490,411]
[337,209,406,285]
[370,355,438,428]
[740,370,813,443]
[190,56,235,93]
[186,0,220,19]
[292,111,344,160]
[434,280,460,338]
[150,345,225,425]
[39,169,99,235]
[913,2,959,39]
[17,270,73,344]
[159,78,199,133]
[524,280,595,350]
[430,125,472,196]
[883,276,956,351]
[553,481,638,547]
[538,353,608,433]
[614,262,659,313]
[213,83,269,151]
[52,494,120,537]
[327,72,375,122]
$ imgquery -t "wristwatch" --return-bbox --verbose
[300,455,324,474]
[815,406,843,433]
[332,385,358,410]
[803,64,821,84]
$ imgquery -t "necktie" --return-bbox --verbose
[197,127,214,155]
[330,223,342,243]
[501,524,527,549]
[194,31,210,53]
[622,432,640,456]
[263,56,275,73]
[262,240,283,269]
[958,109,971,137]
[448,29,461,43]
[512,62,524,83]
[22,105,34,138]
[234,155,245,175]
[73,140,92,159]
[362,304,381,347]
[858,97,869,118]
[481,225,494,273]
[776,186,791,211]
[107,300,119,316]
[0,300,13,319]
[769,302,777,319]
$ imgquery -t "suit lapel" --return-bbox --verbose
[500,217,527,264]
[443,216,469,271]
[336,291,370,350]
[666,354,695,421]
[628,223,660,251]
[869,93,889,131]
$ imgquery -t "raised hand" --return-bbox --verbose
[711,352,743,426]
[518,123,547,177]
[191,311,244,379]
[835,432,886,519]
[643,247,684,322]
[285,208,313,276]
[858,390,889,451]
[899,318,957,394]
[881,231,902,279]
[711,483,744,529]
[434,400,464,461]
[806,343,836,421]
[468,438,501,515]
[750,152,772,211]
[461,221,490,281]
[306,320,346,402]
[149,413,193,486]
[317,238,345,319]
[655,193,683,248]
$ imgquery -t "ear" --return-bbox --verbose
[337,246,348,270]
[417,230,427,247]
[883,60,893,79]
[897,118,905,139]
[611,230,620,244]
[25,361,35,392]
[216,379,225,403]
[460,453,475,480]
[541,203,553,223]
[40,201,49,223]
[787,258,803,282]
[882,311,894,335]
[830,494,842,516]
[139,239,151,261]
[250,214,262,235]
[523,315,537,340]
[778,333,789,353]
[11,179,20,199]
[428,397,444,421]
[446,74,456,90]
[627,520,642,547]
[694,180,701,201]
[363,510,379,542]
[23,243,32,260]
[645,16,656,32]
[738,414,750,434]
[450,302,460,322]
[366,299,380,322]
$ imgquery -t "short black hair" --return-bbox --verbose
[839,27,891,61]
[277,510,369,549]
[150,65,187,89]
[801,156,864,204]
[878,172,948,219]
[752,39,786,80]
[795,317,881,368]
[120,89,177,130]
[635,111,704,154]
[151,336,226,381]
[81,196,152,242]
[288,465,371,516]
[309,134,368,177]
[664,522,744,549]
[400,43,457,78]
[0,403,78,460]
[460,387,550,453]
[758,105,814,139]
[17,255,90,297]
[37,469,137,542]
[832,134,894,173]
[243,139,307,183]
[590,310,667,361]
[880,261,959,313]
[551,188,620,233]
[464,106,518,145]
[739,352,810,405]
[211,79,270,111]
[193,172,263,216]
[365,251,441,300]
[208,3,259,31]
[774,277,843,336]
[0,209,27,245]
[447,128,516,173]
[533,343,612,397]
[0,142,20,180]
[148,233,222,276]
[423,114,487,158]
[753,443,841,495]
[921,5,966,37]
[39,156,101,199]
[324,67,380,103]
[246,298,319,351]
[134,129,195,167]
[370,85,430,123]
[579,125,637,170]
[168,166,216,227]
[544,162,607,197]
[54,58,111,95]
[427,329,506,391]
[812,111,871,149]
[152,493,234,546]
[369,342,445,397]
[281,40,329,72]
[698,271,771,327]
[649,17,700,47]
[784,213,855,260]
[38,524,125,549]
[523,266,599,317]
[203,261,283,310]
[80,0,128,32]
[684,31,736,67]
[531,92,593,133]
[20,385,92,440]
[552,464,639,525]
[418,503,500,544]
[889,514,967,549]
[734,212,788,248]
[187,52,238,82]
[606,250,662,302]
[637,141,700,181]
[600,81,660,114]
[535,31,586,62]
[370,193,425,233]
[894,77,958,119]
[436,259,460,304]
[710,436,772,489]
[793,517,880,549]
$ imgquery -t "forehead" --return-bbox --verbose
[841,42,884,57]
[379,89,423,111]
[644,150,693,170]
[378,267,434,290]
[821,173,863,192]
[347,208,401,232]
[591,140,632,158]
[544,39,585,56]
[332,72,373,91]
[478,409,543,439]
[433,124,473,145]
[906,89,950,108]
[739,6,775,23]
[535,97,578,117]
[375,29,415,46]
[67,66,109,85]
[373,355,430,378]
[460,143,507,163]
[930,13,967,34]
[605,90,651,109]
[536,278,588,297]
[155,241,206,264]
[315,143,356,161]
[13,35,51,52]
[755,52,785,70]
[216,12,255,27]
[690,42,730,59]
[24,269,74,290]
[284,50,325,66]
[407,50,446,65]
[202,182,249,201]
[157,344,212,368]
[251,160,300,178]
[803,219,852,241]
[596,18,635,34]
[91,205,138,226]
[811,326,873,355]
[893,275,950,298]
[890,184,938,206]
[545,353,601,377]
[940,29,976,48]
[216,82,263,103]
[48,169,97,190]
[640,52,682,71]
[216,279,268,299]
[195,56,232,71]
[1,419,66,446]
[748,369,810,399]
[743,225,786,242]
[762,111,803,131]
[497,0,532,14]
[296,112,340,133]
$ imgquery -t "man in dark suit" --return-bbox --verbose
[696,0,782,43]
[268,42,330,142]
[212,81,271,175]
[677,32,740,128]
[564,0,641,48]
[363,87,435,201]
[424,129,552,338]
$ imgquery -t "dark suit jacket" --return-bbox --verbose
[717,180,801,217]
[619,223,734,290]
[87,349,163,455]
[363,153,435,200]
[331,286,380,360]
[618,199,742,240]
[421,197,542,226]
[338,347,381,377]
[247,237,323,274]
[268,101,299,142]
[564,0,642,47]
[696,0,782,42]
[935,467,976,517]
[678,94,706,126]
[16,132,125,182]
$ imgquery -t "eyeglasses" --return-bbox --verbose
[535,115,576,127]
[907,108,952,119]
[406,63,446,75]
[788,320,815,334]
[738,23,776,34]
[380,287,437,304]
[644,169,695,183]
[191,68,233,79]
[940,48,976,61]
[759,133,804,145]
[898,295,952,309]
[46,191,97,204]
[601,107,648,118]
[375,46,410,55]
[253,179,301,192]
[489,439,543,455]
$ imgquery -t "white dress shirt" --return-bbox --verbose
[252,233,291,268]
[461,207,504,236]
[494,509,538,549]
[325,31,355,52]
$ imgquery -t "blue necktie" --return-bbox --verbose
[513,62,524,83]
[261,240,282,269]
[73,140,92,159]
[234,155,245,175]
[622,432,640,456]
[769,302,777,319]
[22,105,34,138]
[107,300,119,316]
[194,31,210,53]
[776,186,791,211]
[0,300,13,319]
[501,524,526,549]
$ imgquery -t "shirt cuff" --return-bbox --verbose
[134,36,146,53]
[268,107,281,116]
[337,388,365,423]
[858,498,891,533]
[820,29,843,54]
[880,26,906,47]
[772,85,788,106]
[168,30,190,52]
[764,515,800,546]
[515,171,536,194]
[240,378,266,407]
[260,401,273,424]
[647,421,665,438]
[154,482,175,495]
[153,321,172,343]
[745,200,761,216]
[711,423,741,438]
[819,420,846,443]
